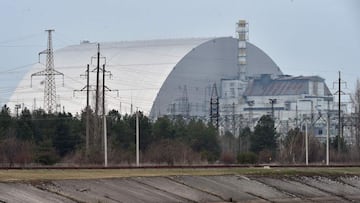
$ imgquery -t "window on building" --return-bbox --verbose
[238,88,243,95]
[313,82,318,96]
[230,88,235,97]
[318,129,323,135]
[285,101,291,111]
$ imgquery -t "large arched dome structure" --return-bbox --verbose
[8,37,282,118]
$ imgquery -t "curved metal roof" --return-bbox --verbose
[8,38,212,114]
[8,37,282,116]
[150,37,282,118]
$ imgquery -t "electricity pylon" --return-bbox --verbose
[31,30,64,113]
[210,83,219,130]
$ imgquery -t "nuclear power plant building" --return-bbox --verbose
[8,22,336,140]
[8,36,283,116]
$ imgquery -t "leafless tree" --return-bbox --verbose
[353,79,360,151]
[0,129,34,167]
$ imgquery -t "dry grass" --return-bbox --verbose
[0,168,231,182]
[0,167,360,182]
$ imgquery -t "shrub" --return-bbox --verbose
[237,152,258,164]
[258,149,273,163]
[220,151,236,164]
[144,139,201,165]
[35,140,59,165]
[0,136,35,167]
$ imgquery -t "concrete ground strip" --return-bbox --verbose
[1,175,360,202]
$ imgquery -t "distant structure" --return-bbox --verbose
[10,35,282,116]
[210,83,219,129]
[31,30,63,113]
[237,20,248,81]
[223,75,334,141]
[10,20,352,142]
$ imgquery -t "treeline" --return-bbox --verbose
[106,109,221,165]
[223,116,359,164]
[1,104,357,166]
[0,106,82,166]
[0,105,221,166]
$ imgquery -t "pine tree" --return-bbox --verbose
[250,115,277,154]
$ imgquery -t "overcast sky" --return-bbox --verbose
[0,0,359,105]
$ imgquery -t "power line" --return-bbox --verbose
[0,45,43,48]
[0,62,37,73]
[0,33,41,45]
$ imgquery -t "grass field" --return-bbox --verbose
[1,167,360,182]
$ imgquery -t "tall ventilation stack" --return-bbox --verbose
[237,20,248,81]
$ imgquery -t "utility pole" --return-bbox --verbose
[269,99,277,119]
[31,29,64,113]
[246,100,254,128]
[119,102,122,115]
[103,64,108,167]
[232,102,236,136]
[136,109,140,167]
[333,71,347,153]
[326,96,331,165]
[338,71,341,153]
[295,102,299,128]
[74,44,117,163]
[131,102,133,114]
[33,98,37,111]
[15,104,21,118]
[95,44,100,116]
[74,65,95,156]
[95,50,117,167]
[86,65,90,155]
[299,99,314,146]
[305,121,308,165]
[92,44,115,166]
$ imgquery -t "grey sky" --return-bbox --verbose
[0,0,359,105]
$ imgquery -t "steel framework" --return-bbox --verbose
[31,30,63,113]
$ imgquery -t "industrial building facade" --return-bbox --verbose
[219,74,334,141]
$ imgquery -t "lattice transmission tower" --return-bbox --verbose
[31,30,64,113]
[210,83,219,130]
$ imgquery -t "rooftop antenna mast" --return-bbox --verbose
[31,29,64,113]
